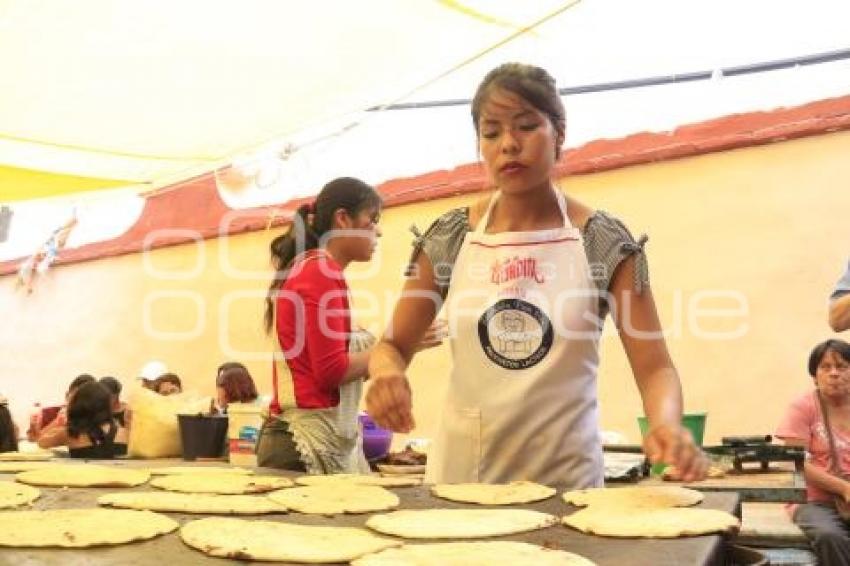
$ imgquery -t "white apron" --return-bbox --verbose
[269,252,372,474]
[425,191,604,487]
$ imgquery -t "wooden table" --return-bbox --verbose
[1,459,741,565]
[641,466,806,503]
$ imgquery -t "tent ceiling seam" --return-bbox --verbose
[0,132,222,163]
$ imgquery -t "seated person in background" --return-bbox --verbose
[830,258,850,332]
[137,360,168,391]
[0,396,19,452]
[153,373,182,396]
[776,339,850,564]
[98,376,130,428]
[215,362,261,413]
[37,373,95,447]
[65,382,128,459]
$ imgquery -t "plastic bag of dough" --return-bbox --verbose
[127,385,211,458]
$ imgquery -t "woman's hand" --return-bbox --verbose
[36,423,68,449]
[413,319,448,353]
[365,373,415,433]
[366,251,443,433]
[643,423,709,482]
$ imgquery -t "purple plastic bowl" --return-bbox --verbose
[359,413,393,461]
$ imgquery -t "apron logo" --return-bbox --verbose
[478,299,553,370]
[491,256,546,285]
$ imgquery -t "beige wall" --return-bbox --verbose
[2,130,849,447]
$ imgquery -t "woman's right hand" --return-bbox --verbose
[366,373,415,433]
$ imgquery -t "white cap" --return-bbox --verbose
[139,360,167,380]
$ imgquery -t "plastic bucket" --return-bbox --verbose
[178,414,228,460]
[637,412,707,474]
[359,413,392,461]
[227,403,263,467]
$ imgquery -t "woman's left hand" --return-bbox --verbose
[643,423,709,482]
[413,319,448,353]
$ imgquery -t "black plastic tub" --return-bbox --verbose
[178,414,228,460]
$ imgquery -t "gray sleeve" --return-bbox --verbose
[405,208,470,301]
[831,259,850,300]
[583,211,650,317]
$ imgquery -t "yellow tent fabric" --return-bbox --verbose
[0,165,134,202]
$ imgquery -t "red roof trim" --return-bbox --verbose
[2,94,850,275]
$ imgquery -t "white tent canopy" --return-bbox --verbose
[0,0,576,198]
[1,0,849,205]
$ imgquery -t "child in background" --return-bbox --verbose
[99,376,130,428]
[66,381,128,459]
[36,373,95,448]
[215,362,261,413]
[153,373,182,396]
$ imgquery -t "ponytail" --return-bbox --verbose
[264,203,315,333]
[263,177,381,334]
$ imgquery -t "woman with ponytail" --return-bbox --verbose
[256,177,383,473]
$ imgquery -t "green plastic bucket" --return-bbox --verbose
[637,412,707,474]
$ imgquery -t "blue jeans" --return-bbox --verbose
[794,502,850,565]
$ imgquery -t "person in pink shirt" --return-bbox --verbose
[777,338,850,564]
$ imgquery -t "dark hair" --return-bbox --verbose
[216,365,259,405]
[471,63,565,153]
[808,339,850,377]
[67,382,113,439]
[99,376,122,397]
[67,374,95,397]
[0,403,18,452]
[154,373,182,393]
[217,361,247,376]
[264,177,381,332]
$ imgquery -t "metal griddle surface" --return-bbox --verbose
[0,462,739,566]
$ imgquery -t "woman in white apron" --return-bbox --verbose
[256,177,381,474]
[366,63,709,486]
